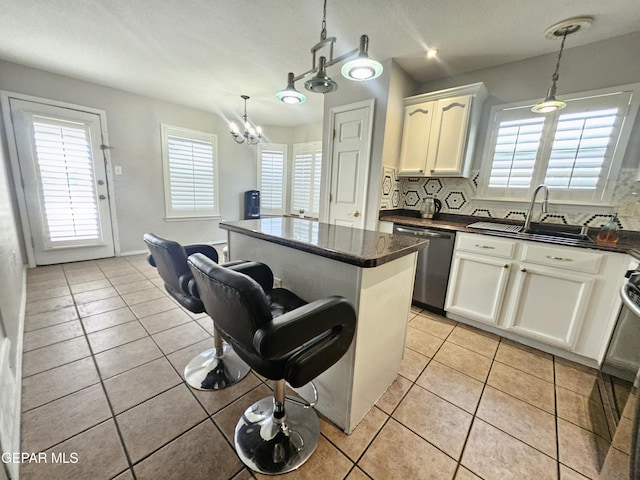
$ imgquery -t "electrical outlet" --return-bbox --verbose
[619,199,637,217]
[273,277,283,288]
[114,165,123,175]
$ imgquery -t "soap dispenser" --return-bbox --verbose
[596,214,620,246]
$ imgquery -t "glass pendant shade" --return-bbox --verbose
[531,80,567,113]
[304,57,338,94]
[341,35,384,81]
[276,72,307,104]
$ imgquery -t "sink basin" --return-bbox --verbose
[467,221,595,244]
[526,229,594,243]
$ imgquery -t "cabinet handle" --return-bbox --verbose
[475,244,495,249]
[521,268,527,272]
[504,264,509,269]
[546,255,573,262]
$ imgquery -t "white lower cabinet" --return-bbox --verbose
[446,252,511,325]
[445,233,630,362]
[503,264,593,348]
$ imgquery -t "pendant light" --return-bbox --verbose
[275,73,307,104]
[275,0,383,104]
[229,95,262,145]
[532,17,593,114]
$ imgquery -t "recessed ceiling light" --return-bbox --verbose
[426,48,438,59]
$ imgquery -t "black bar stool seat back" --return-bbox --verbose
[143,233,250,390]
[187,253,356,475]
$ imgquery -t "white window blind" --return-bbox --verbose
[258,144,287,215]
[161,125,219,218]
[32,118,101,244]
[291,142,322,216]
[489,117,544,189]
[544,108,618,189]
[480,87,635,204]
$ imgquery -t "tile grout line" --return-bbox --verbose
[410,316,603,478]
[553,354,562,480]
[340,313,458,477]
[450,335,502,480]
[62,263,141,480]
[24,267,609,479]
[413,311,562,478]
[88,257,204,477]
[117,255,251,478]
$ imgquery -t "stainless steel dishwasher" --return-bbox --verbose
[393,225,456,313]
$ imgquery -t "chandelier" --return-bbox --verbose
[531,17,592,114]
[230,95,262,145]
[275,0,383,105]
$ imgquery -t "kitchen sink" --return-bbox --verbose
[467,221,594,244]
[524,228,595,244]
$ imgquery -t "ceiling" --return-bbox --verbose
[1,0,639,127]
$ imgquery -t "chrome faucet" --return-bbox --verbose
[523,184,549,232]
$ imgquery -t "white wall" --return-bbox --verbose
[319,59,416,230]
[321,59,394,230]
[0,59,258,254]
[0,59,326,255]
[293,122,323,144]
[417,31,640,172]
[381,61,418,168]
[0,109,25,479]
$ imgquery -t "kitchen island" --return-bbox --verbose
[221,217,428,433]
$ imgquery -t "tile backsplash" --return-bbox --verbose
[380,166,640,230]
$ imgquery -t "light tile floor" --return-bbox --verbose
[18,253,630,479]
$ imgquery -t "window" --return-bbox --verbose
[291,141,322,216]
[32,117,101,245]
[161,125,219,219]
[480,85,639,204]
[258,143,287,215]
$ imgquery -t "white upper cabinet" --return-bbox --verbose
[398,102,434,176]
[398,83,487,178]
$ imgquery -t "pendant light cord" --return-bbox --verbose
[551,30,568,82]
[320,0,327,40]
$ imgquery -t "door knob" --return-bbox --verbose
[353,211,360,217]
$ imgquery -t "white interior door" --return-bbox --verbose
[328,100,373,229]
[8,98,115,265]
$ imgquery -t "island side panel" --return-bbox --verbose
[227,231,360,431]
[349,252,417,429]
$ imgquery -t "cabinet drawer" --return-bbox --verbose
[456,234,517,259]
[521,243,603,274]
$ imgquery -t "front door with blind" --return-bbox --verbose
[8,98,115,265]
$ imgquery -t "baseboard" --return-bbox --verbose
[119,249,148,257]
[120,241,226,258]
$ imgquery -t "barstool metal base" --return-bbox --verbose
[234,397,319,475]
[184,345,250,390]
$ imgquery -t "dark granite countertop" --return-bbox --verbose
[380,210,640,258]
[220,217,428,268]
